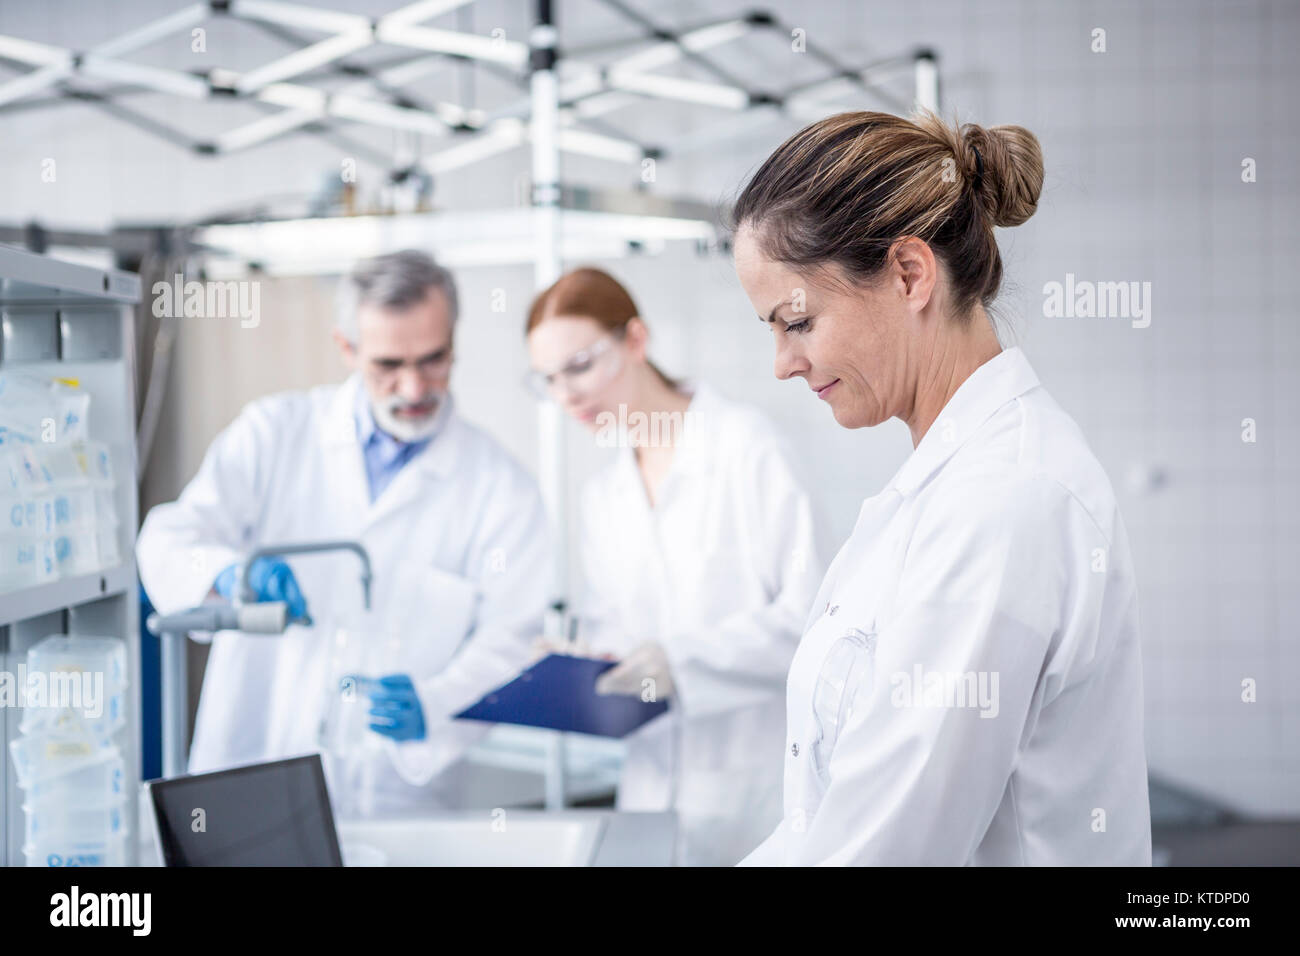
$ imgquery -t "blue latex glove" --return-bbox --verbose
[366,674,427,742]
[213,557,312,625]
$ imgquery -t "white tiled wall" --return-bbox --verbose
[1,0,1295,814]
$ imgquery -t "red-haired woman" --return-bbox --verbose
[526,266,825,866]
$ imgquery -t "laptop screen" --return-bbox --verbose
[148,754,343,866]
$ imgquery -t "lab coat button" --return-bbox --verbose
[829,604,839,616]
[791,742,799,757]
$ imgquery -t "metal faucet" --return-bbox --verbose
[148,540,371,779]
[239,540,373,613]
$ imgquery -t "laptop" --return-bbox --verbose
[145,754,344,866]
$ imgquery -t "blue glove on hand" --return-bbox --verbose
[366,674,427,742]
[213,557,312,625]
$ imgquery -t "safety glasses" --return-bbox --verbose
[524,330,625,400]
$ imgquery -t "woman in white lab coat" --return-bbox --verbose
[730,109,1152,865]
[525,267,825,866]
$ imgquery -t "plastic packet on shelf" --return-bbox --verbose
[72,441,113,485]
[0,373,90,446]
[0,373,57,447]
[9,446,54,492]
[18,634,129,733]
[51,380,90,444]
[51,530,101,576]
[24,832,127,867]
[50,486,97,531]
[24,796,129,844]
[2,462,117,537]
[37,445,86,486]
[0,450,22,491]
[19,684,127,739]
[0,533,57,590]
[27,635,128,690]
[92,485,117,522]
[96,525,121,568]
[1,492,53,533]
[8,733,118,788]
[24,751,125,803]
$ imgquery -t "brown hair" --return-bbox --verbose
[731,108,1044,320]
[526,266,677,388]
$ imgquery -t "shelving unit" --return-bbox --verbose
[0,245,141,867]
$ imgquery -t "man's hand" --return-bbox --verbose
[213,557,312,625]
[366,674,427,742]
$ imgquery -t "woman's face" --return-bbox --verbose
[733,225,922,430]
[526,315,636,429]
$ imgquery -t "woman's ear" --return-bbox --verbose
[888,236,937,310]
[624,316,651,361]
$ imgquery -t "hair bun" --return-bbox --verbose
[732,108,1046,319]
[962,122,1044,228]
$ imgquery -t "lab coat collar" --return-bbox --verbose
[324,374,359,446]
[323,373,457,479]
[353,381,380,446]
[886,346,1040,498]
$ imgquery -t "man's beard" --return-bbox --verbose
[372,392,444,443]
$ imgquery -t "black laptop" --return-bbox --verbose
[145,754,344,866]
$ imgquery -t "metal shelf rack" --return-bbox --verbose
[0,245,141,867]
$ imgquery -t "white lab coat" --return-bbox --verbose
[578,383,825,866]
[137,374,551,812]
[740,347,1152,866]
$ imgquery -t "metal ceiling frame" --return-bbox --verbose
[0,0,935,176]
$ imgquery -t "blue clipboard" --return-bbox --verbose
[454,654,669,738]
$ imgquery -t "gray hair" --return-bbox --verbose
[337,249,459,342]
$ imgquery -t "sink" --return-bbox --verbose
[336,813,607,866]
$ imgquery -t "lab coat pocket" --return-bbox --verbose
[809,625,877,785]
[390,564,480,677]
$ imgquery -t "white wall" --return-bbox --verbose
[2,0,1296,815]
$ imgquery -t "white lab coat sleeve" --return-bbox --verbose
[392,462,552,782]
[660,437,824,719]
[790,474,1080,865]
[136,398,279,633]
